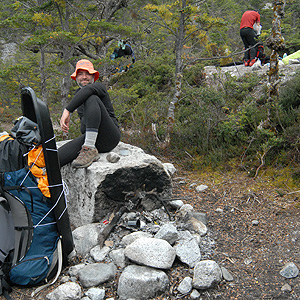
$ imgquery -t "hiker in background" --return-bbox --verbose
[58,59,121,168]
[110,40,136,73]
[240,10,261,67]
[110,40,136,64]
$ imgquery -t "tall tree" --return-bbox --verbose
[144,0,225,147]
[0,0,134,106]
[265,0,286,126]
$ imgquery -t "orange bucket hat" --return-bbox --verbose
[71,59,99,82]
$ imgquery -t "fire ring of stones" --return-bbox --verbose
[49,142,230,300]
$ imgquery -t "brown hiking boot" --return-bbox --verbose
[71,146,100,168]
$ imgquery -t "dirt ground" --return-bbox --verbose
[169,168,300,300]
[2,168,300,300]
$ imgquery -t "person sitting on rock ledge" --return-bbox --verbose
[58,59,121,168]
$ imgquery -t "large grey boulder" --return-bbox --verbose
[174,236,201,268]
[124,237,176,269]
[192,260,222,289]
[57,141,173,228]
[204,62,300,83]
[72,223,104,256]
[117,265,169,300]
[77,262,117,288]
[46,282,82,300]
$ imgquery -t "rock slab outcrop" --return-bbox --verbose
[57,141,173,228]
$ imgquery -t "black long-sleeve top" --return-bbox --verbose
[66,82,119,126]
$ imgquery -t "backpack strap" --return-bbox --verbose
[0,172,4,196]
[0,269,13,300]
[2,289,13,300]
[0,196,10,212]
[3,191,34,266]
[3,185,34,212]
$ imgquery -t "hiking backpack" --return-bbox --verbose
[0,87,74,299]
[255,43,267,65]
[0,124,62,298]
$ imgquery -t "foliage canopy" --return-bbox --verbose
[0,0,300,180]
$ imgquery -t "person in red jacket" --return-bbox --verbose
[240,10,261,66]
[59,59,121,168]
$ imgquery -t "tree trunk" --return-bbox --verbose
[102,0,130,21]
[39,48,48,104]
[265,0,286,125]
[164,0,186,147]
[58,1,71,109]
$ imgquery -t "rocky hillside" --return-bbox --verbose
[204,60,300,89]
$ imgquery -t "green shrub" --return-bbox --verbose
[184,64,206,87]
[108,52,174,146]
[279,71,300,111]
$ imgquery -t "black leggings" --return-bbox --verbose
[240,27,257,61]
[58,95,121,167]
